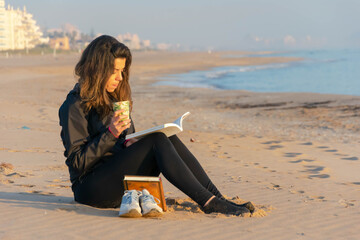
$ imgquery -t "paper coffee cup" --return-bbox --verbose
[113,101,129,119]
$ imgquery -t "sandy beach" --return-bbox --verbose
[1,51,359,239]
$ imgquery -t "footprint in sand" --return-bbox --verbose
[216,151,230,159]
[334,153,349,156]
[1,163,32,179]
[15,184,35,188]
[0,179,15,184]
[25,190,56,196]
[267,145,284,150]
[302,165,325,173]
[308,196,327,202]
[300,142,313,146]
[261,141,284,150]
[338,199,356,208]
[56,206,78,212]
[301,165,330,179]
[341,157,358,161]
[250,162,275,172]
[340,182,360,187]
[262,140,282,145]
[289,159,315,163]
[46,184,70,189]
[308,174,330,179]
[265,183,282,190]
[316,146,356,161]
[50,178,70,183]
[6,172,27,178]
[284,152,302,158]
[7,149,21,152]
[325,149,338,152]
[289,189,305,194]
[229,176,242,183]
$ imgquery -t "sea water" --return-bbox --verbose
[154,49,360,96]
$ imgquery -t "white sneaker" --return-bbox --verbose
[119,190,142,218]
[140,189,163,217]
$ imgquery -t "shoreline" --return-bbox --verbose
[148,51,359,97]
[1,51,359,239]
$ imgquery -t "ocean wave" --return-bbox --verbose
[153,80,216,89]
[205,63,290,79]
[154,49,359,95]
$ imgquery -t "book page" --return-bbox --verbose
[125,112,190,140]
[125,124,165,140]
[159,123,182,137]
[173,112,191,128]
[124,175,160,182]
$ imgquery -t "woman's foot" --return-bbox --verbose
[201,197,251,217]
[221,198,255,213]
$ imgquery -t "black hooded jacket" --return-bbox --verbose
[58,84,135,185]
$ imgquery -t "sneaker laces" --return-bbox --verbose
[123,190,141,204]
[142,193,160,204]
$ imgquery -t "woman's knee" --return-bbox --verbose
[143,132,174,151]
[169,135,181,145]
[147,132,168,142]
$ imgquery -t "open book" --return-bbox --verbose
[125,112,190,140]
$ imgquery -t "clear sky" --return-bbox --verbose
[8,0,360,50]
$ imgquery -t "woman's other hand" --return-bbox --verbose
[125,138,138,147]
[109,109,131,138]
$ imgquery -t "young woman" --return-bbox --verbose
[59,35,254,217]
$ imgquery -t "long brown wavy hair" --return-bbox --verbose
[75,35,132,119]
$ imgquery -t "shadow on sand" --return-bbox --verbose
[0,191,119,217]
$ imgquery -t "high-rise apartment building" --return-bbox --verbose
[0,0,46,51]
[0,0,6,49]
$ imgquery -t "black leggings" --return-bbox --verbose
[73,132,223,208]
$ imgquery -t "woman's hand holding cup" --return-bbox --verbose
[109,109,131,137]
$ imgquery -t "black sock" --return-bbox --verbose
[201,197,250,216]
[224,199,255,213]
[207,181,255,213]
[206,181,224,199]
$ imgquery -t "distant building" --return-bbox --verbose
[0,0,6,49]
[156,43,172,51]
[117,33,151,50]
[49,36,70,50]
[0,0,47,51]
[142,39,151,48]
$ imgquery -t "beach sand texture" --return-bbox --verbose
[1,51,359,239]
